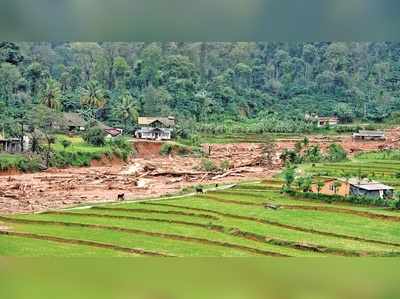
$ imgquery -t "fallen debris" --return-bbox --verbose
[264,203,281,210]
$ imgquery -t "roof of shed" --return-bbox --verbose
[348,178,393,190]
[353,130,385,137]
[318,116,338,121]
[137,117,175,127]
[62,113,87,127]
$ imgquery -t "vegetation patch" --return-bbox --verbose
[0,153,42,172]
[160,141,201,157]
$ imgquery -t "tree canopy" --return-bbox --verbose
[1,42,400,136]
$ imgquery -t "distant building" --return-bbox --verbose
[135,117,175,140]
[104,127,123,138]
[311,178,350,196]
[316,116,339,128]
[312,178,394,199]
[305,114,339,128]
[59,113,87,132]
[0,135,30,153]
[352,130,385,141]
[348,178,394,199]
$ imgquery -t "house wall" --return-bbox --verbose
[329,119,338,125]
[136,128,171,140]
[353,136,385,141]
[311,180,350,196]
[317,118,338,127]
[1,142,22,154]
[349,186,394,199]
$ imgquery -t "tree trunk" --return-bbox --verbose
[200,42,207,83]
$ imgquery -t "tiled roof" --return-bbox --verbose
[137,117,175,127]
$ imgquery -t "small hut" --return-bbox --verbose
[352,130,385,141]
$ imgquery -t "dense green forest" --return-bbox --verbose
[1,41,400,136]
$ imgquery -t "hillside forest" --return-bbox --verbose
[1,42,400,137]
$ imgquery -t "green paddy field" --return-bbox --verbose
[2,178,400,257]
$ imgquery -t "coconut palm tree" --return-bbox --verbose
[40,79,62,110]
[79,81,106,119]
[112,91,138,132]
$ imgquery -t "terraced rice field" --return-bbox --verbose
[302,157,400,190]
[2,181,400,257]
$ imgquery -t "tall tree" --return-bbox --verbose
[40,79,62,110]
[112,91,138,131]
[80,81,106,119]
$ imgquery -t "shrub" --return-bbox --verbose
[160,142,193,157]
[176,144,191,156]
[282,165,296,190]
[288,190,395,208]
[61,139,72,149]
[50,151,95,167]
[17,157,42,172]
[304,145,323,163]
[0,154,43,172]
[391,199,400,210]
[83,126,106,146]
[220,160,230,171]
[326,143,347,162]
[110,137,134,161]
[335,125,362,133]
[160,143,174,156]
[201,159,218,172]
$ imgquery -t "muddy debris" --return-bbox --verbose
[2,129,398,215]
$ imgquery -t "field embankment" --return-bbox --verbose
[2,180,400,257]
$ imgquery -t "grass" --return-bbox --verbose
[50,135,113,167]
[2,148,400,256]
[0,153,41,172]
[0,135,117,172]
[0,234,134,257]
[53,135,113,155]
[301,152,400,191]
[0,153,27,171]
[3,176,400,256]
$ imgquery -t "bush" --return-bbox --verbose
[326,143,347,162]
[220,160,230,171]
[0,154,43,173]
[110,137,134,161]
[160,143,174,156]
[201,159,218,172]
[50,151,95,167]
[61,139,72,149]
[83,126,106,146]
[392,199,400,210]
[176,145,191,156]
[288,190,395,208]
[335,125,362,133]
[17,157,42,172]
[160,142,193,157]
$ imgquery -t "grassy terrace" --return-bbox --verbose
[0,135,114,172]
[301,151,400,191]
[2,178,400,257]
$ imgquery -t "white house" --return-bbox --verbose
[135,117,175,140]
